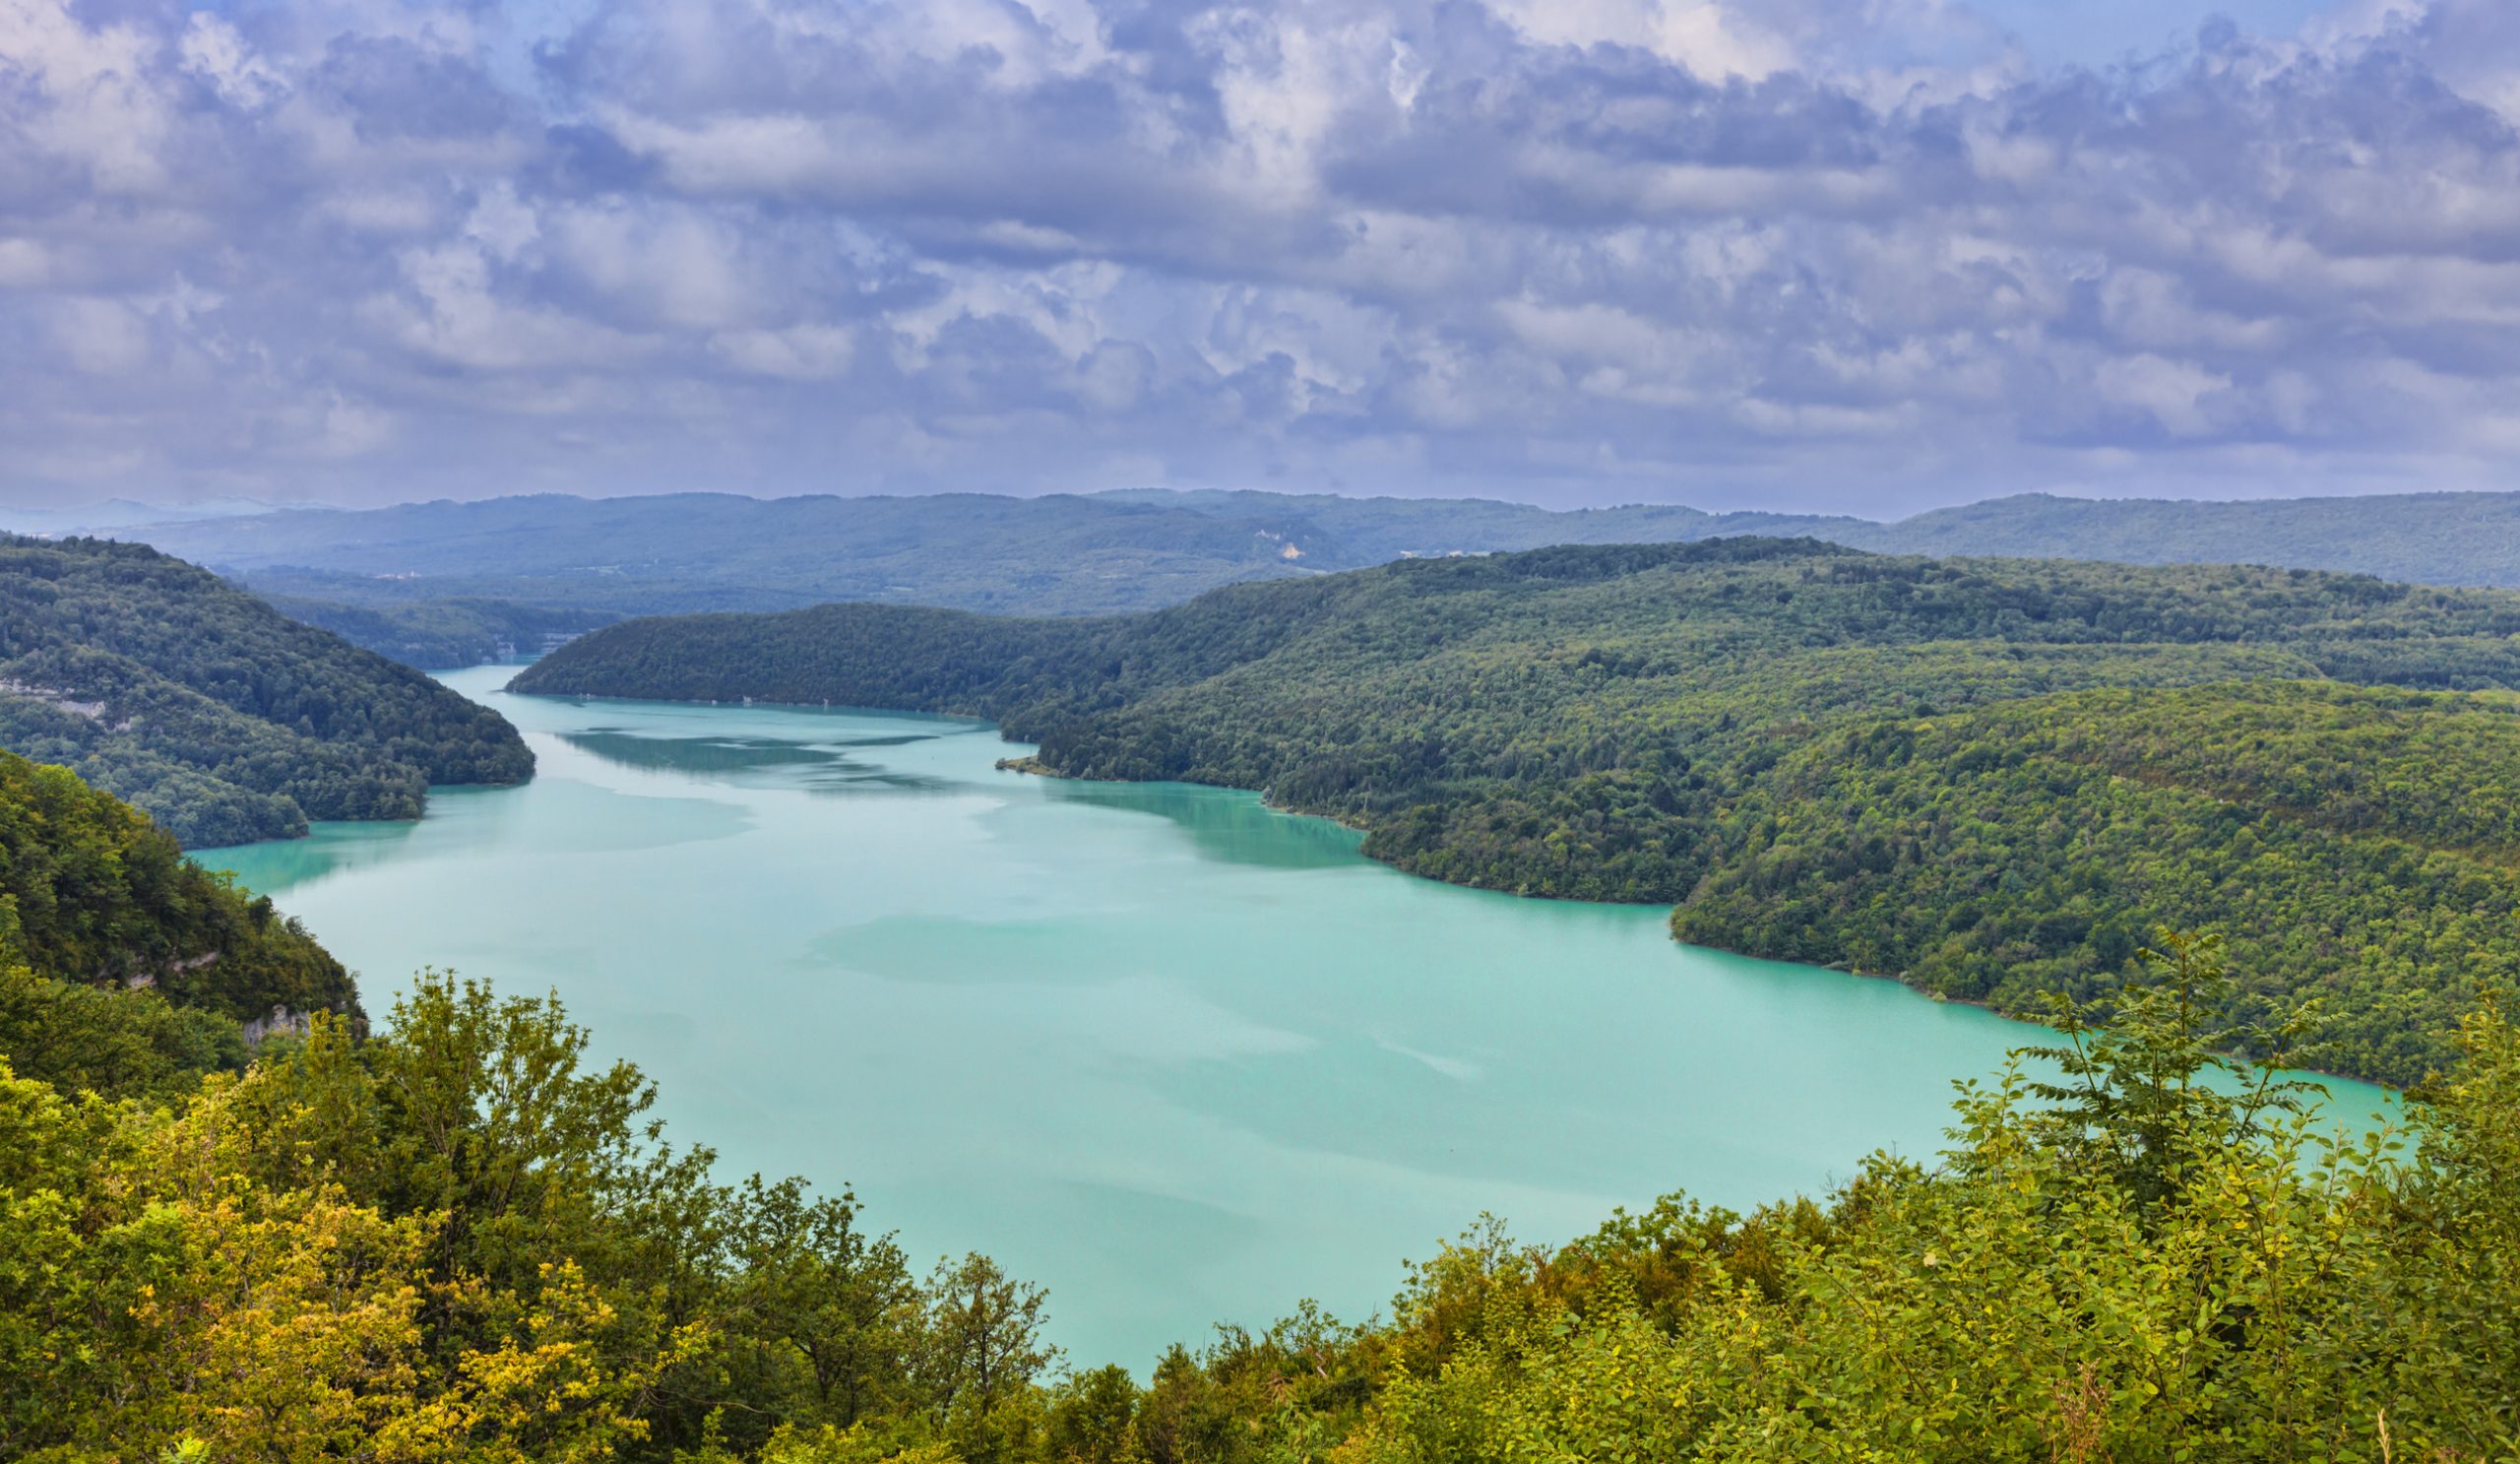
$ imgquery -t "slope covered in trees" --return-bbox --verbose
[1670,682,2520,1085]
[517,540,2520,1084]
[0,750,352,1098]
[0,536,533,845]
[1843,488,2520,585]
[1,929,2514,1460]
[0,740,2507,1458]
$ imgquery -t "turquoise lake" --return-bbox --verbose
[202,665,2399,1368]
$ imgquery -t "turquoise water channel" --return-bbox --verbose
[204,666,2398,1367]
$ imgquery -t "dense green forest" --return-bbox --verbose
[0,536,533,845]
[518,540,2520,1085]
[260,593,619,669]
[0,749,352,1099]
[1836,489,2520,585]
[3,849,2516,1455]
[111,486,2520,624]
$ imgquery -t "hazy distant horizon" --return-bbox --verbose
[14,477,2520,531]
[0,476,2513,532]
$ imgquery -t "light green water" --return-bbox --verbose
[202,666,2399,1368]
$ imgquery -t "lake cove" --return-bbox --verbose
[204,665,2400,1368]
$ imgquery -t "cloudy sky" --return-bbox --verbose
[2,0,2515,514]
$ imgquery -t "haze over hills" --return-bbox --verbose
[105,490,1733,619]
[257,595,622,670]
[84,489,2520,644]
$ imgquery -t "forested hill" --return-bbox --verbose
[1833,490,2520,584]
[0,536,533,846]
[0,750,352,1099]
[519,539,2520,1084]
[130,489,1727,619]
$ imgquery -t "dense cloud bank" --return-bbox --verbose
[3,0,2515,510]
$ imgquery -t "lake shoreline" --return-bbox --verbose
[215,669,2402,1365]
[517,684,2407,1096]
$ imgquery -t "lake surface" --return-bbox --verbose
[204,665,2398,1367]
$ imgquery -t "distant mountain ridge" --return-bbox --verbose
[1826,491,2520,584]
[124,490,1737,619]
[0,496,313,537]
[259,595,620,670]
[107,488,2520,629]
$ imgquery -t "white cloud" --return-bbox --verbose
[0,238,50,288]
[2094,353,2234,438]
[305,394,397,458]
[711,322,855,379]
[178,14,284,110]
[50,296,150,374]
[371,242,653,372]
[464,183,541,262]
[1,0,175,193]
[1480,0,1795,80]
[0,0,2515,510]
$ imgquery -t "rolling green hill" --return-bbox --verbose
[0,536,534,846]
[1848,490,2520,583]
[516,539,2520,1083]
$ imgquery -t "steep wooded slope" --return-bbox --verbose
[0,536,532,845]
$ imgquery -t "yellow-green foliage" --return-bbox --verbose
[1346,1001,2520,1462]
[2,947,2516,1461]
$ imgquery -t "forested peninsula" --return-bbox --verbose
[517,538,2520,1085]
[0,536,534,845]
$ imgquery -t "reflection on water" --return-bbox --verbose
[555,729,952,793]
[205,666,2403,1370]
[199,809,428,887]
[1037,777,1364,871]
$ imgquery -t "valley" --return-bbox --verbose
[517,539,2520,1086]
[196,666,2398,1368]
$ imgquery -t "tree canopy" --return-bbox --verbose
[0,535,533,845]
[0,941,2513,1461]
